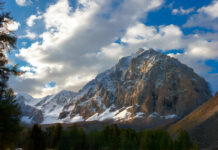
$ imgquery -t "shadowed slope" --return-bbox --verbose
[169,92,218,149]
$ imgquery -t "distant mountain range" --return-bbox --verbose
[16,48,212,128]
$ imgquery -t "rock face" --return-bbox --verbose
[60,49,211,126]
[169,92,218,149]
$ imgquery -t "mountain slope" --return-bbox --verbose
[16,94,43,124]
[16,90,77,124]
[168,92,218,149]
[59,49,211,127]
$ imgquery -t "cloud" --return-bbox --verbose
[198,0,218,19]
[20,66,34,72]
[11,0,218,97]
[12,0,163,98]
[22,42,27,46]
[26,15,42,27]
[184,0,218,30]
[121,23,184,51]
[19,30,37,39]
[7,21,20,31]
[172,7,194,15]
[186,39,218,59]
[15,0,32,6]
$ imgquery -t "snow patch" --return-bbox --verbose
[70,114,84,123]
[113,106,132,121]
[149,112,160,118]
[86,113,99,121]
[135,112,145,118]
[98,108,120,121]
[66,104,75,111]
[165,114,178,119]
[149,112,179,119]
[85,106,134,122]
[41,115,62,124]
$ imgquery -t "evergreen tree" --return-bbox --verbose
[56,130,73,150]
[175,129,192,150]
[0,8,20,97]
[23,124,46,150]
[0,1,22,149]
[192,141,199,150]
[119,129,137,150]
[31,123,198,150]
[0,89,21,149]
[45,126,55,148]
[51,123,63,148]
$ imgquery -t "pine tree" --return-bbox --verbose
[0,11,19,97]
[23,124,46,150]
[192,141,199,150]
[51,123,63,148]
[0,1,22,149]
[175,129,192,150]
[0,89,21,149]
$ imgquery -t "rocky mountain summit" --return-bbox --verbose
[59,48,211,126]
[17,49,212,126]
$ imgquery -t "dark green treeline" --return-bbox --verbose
[19,124,199,150]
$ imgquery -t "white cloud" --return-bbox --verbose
[20,66,34,72]
[7,21,20,31]
[184,0,218,30]
[22,42,27,46]
[15,0,32,6]
[172,7,194,15]
[198,1,218,19]
[100,43,125,60]
[12,0,163,98]
[26,15,42,27]
[121,23,184,51]
[186,40,218,59]
[20,30,37,40]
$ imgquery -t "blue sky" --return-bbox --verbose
[5,0,218,97]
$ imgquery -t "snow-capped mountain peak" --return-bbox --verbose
[58,49,211,126]
[17,49,211,126]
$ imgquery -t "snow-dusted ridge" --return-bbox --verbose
[16,90,77,124]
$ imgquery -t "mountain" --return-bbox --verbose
[58,48,211,127]
[16,49,212,127]
[16,94,43,124]
[16,90,77,124]
[168,92,218,149]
